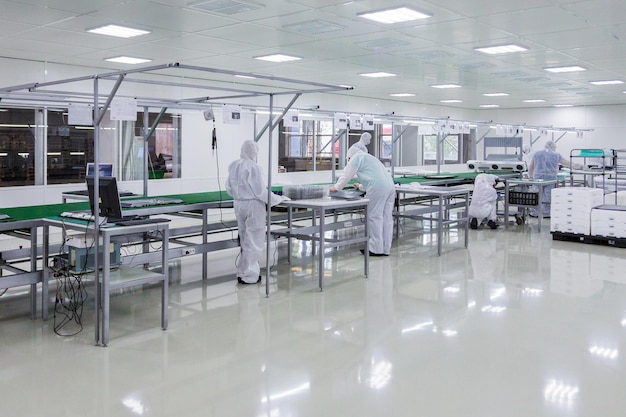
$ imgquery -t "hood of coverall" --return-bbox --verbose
[359,132,371,146]
[475,173,498,186]
[240,140,258,161]
[544,140,557,152]
[347,143,366,161]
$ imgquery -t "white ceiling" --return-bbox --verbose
[1,0,626,110]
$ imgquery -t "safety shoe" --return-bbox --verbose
[237,276,262,284]
[487,220,498,229]
[470,218,478,229]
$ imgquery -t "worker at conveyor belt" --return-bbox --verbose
[226,140,289,284]
[330,142,395,257]
[529,140,581,217]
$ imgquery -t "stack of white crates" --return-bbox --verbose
[550,187,604,235]
[590,205,626,238]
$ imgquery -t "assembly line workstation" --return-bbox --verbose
[43,218,170,346]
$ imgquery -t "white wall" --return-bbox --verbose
[3,57,626,207]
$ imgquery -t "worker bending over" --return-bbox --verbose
[330,143,395,256]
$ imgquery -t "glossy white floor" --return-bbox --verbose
[2,219,626,417]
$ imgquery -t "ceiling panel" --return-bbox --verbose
[1,0,626,109]
[477,6,590,36]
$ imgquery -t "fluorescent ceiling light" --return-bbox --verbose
[46,152,61,156]
[389,93,415,97]
[70,152,85,156]
[544,66,586,73]
[589,80,624,85]
[254,54,301,62]
[475,44,528,54]
[430,84,461,89]
[360,72,396,78]
[482,93,509,97]
[440,99,462,103]
[87,24,150,38]
[105,56,152,64]
[480,104,500,108]
[358,7,431,24]
[234,74,257,79]
[523,99,546,103]
[553,104,574,107]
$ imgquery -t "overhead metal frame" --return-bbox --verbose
[0,62,353,299]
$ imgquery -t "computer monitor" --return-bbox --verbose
[86,163,113,178]
[86,176,123,220]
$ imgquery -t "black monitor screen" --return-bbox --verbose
[86,176,123,220]
[86,163,113,177]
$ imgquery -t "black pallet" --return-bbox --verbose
[551,231,626,248]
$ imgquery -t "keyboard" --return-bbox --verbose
[121,198,184,208]
[115,218,171,227]
[60,211,95,221]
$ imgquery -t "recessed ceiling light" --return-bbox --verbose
[87,24,150,38]
[553,104,574,107]
[389,93,415,97]
[523,99,547,103]
[105,56,152,64]
[360,72,396,78]
[589,80,624,85]
[358,7,431,24]
[480,104,500,108]
[254,54,302,62]
[482,93,509,97]
[440,99,463,103]
[475,44,528,54]
[430,84,461,89]
[544,66,586,73]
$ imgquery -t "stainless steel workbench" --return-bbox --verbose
[503,178,557,232]
[270,197,370,292]
[43,219,170,346]
[394,185,470,256]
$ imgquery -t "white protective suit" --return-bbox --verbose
[529,140,566,216]
[225,140,284,283]
[468,173,498,222]
[334,145,396,255]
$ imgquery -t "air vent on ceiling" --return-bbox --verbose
[540,82,572,88]
[189,0,263,15]
[457,62,497,70]
[405,50,455,60]
[491,71,529,79]
[516,76,551,83]
[356,38,410,51]
[283,19,346,34]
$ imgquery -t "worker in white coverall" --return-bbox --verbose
[468,173,499,230]
[226,140,288,284]
[330,144,396,256]
[528,140,578,217]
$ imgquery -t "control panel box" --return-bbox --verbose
[67,237,121,271]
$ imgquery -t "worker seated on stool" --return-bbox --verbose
[469,173,499,230]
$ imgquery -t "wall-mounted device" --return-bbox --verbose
[467,160,528,172]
